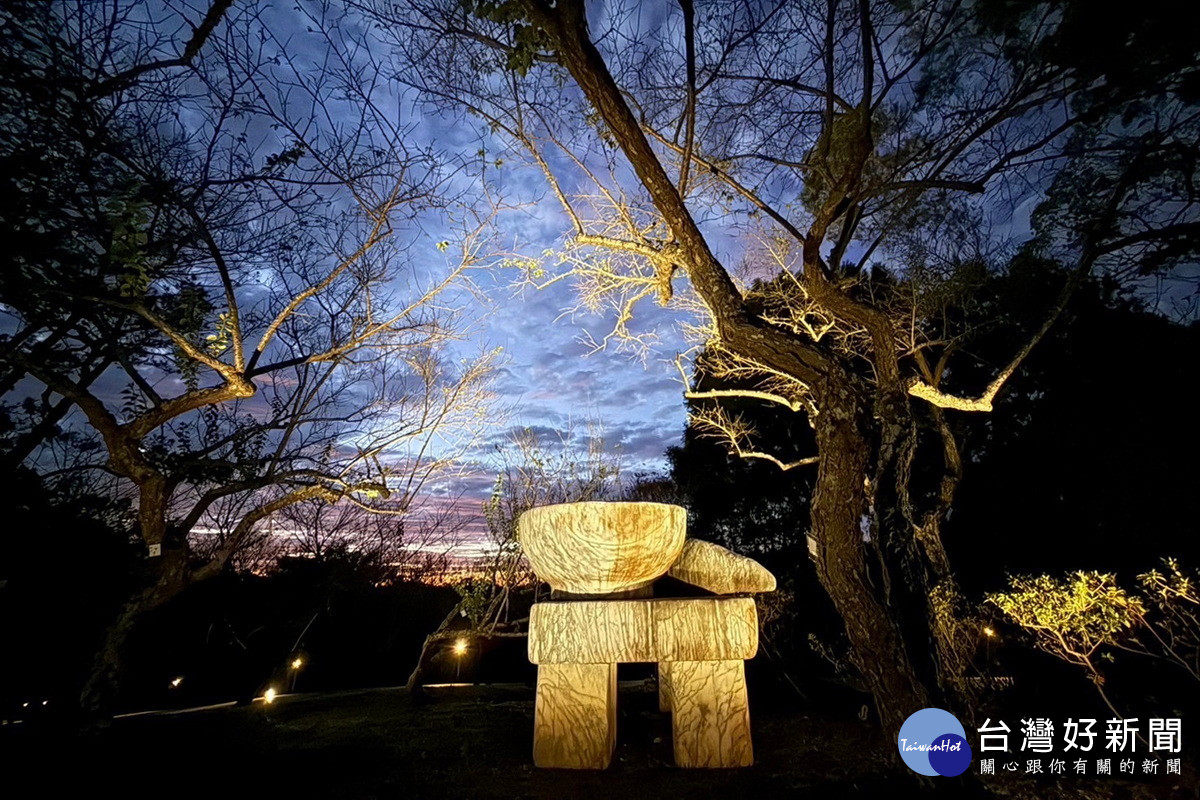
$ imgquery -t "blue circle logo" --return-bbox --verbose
[897,708,972,776]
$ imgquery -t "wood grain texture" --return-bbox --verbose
[667,538,777,594]
[528,597,758,664]
[517,502,686,594]
[658,661,673,712]
[532,663,618,769]
[668,659,753,768]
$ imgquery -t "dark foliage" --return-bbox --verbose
[945,267,1200,588]
[0,465,138,711]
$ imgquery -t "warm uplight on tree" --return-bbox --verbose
[983,626,996,638]
[263,687,277,704]
[454,638,468,655]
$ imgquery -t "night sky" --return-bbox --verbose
[10,1,1188,556]
[0,1,696,553]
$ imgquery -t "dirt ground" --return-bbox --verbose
[3,684,1194,799]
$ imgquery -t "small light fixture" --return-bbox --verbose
[291,656,304,670]
[170,676,183,688]
[983,626,996,638]
[453,638,468,656]
[263,687,278,704]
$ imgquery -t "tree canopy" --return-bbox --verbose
[358,0,1200,730]
[0,0,497,710]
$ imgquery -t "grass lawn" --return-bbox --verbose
[3,684,1191,799]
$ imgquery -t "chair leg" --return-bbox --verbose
[532,662,618,769]
[658,661,673,712]
[668,659,753,768]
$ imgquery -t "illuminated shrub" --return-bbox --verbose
[988,571,1146,675]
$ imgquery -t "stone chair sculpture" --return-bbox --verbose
[518,501,776,769]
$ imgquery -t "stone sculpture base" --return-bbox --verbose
[663,659,753,767]
[528,596,757,769]
[533,663,618,769]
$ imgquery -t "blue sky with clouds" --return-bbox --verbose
[15,0,1195,558]
[3,0,696,551]
[12,0,1196,563]
[422,233,694,535]
[377,10,702,536]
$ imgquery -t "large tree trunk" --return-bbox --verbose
[80,546,191,715]
[873,397,976,715]
[808,400,929,734]
[528,0,949,732]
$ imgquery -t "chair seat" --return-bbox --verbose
[528,596,759,664]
